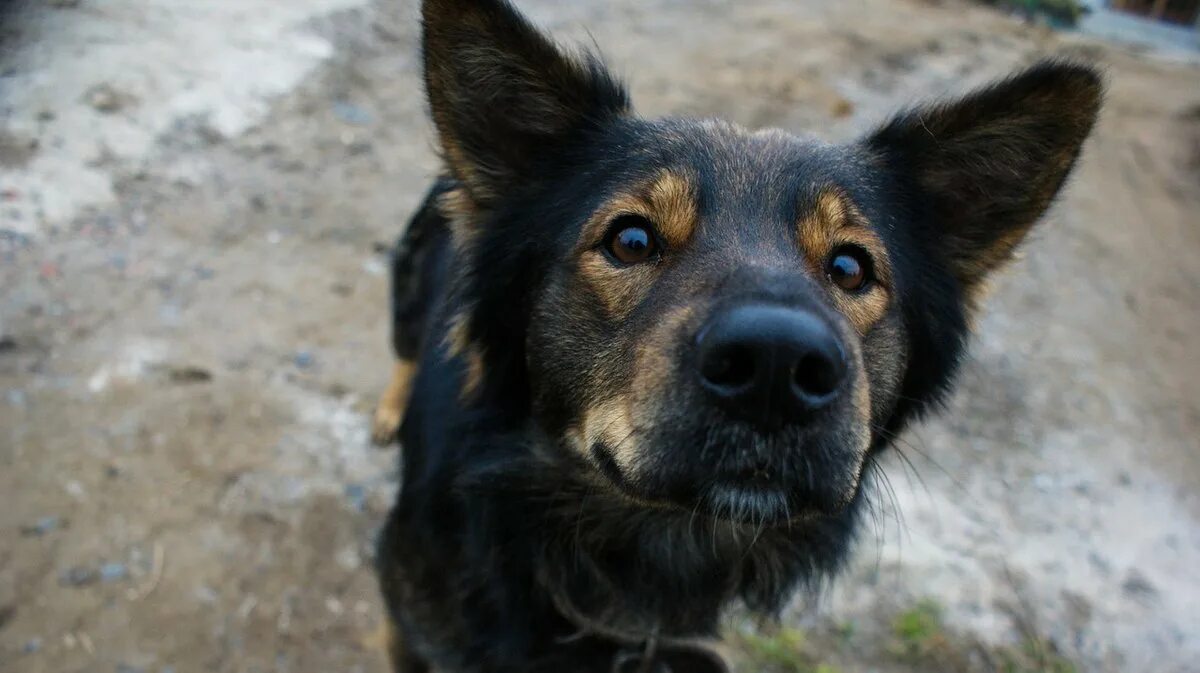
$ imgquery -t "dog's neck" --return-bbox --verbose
[458,437,855,641]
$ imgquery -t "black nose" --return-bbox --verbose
[696,304,847,425]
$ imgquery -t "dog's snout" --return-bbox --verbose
[696,304,847,425]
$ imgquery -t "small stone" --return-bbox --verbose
[1087,551,1111,574]
[1122,569,1158,600]
[7,389,28,408]
[293,351,315,369]
[158,304,182,326]
[362,258,386,276]
[60,566,97,587]
[20,515,61,537]
[167,366,213,384]
[0,335,15,352]
[23,637,42,654]
[332,100,373,126]
[1032,473,1053,492]
[344,484,367,512]
[84,83,131,113]
[99,562,128,582]
[335,545,361,571]
[117,665,147,673]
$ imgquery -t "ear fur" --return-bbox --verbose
[421,0,630,208]
[867,60,1103,290]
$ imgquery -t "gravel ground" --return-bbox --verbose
[1,1,1198,672]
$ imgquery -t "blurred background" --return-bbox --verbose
[0,1,1197,672]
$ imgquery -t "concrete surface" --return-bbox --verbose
[1,1,1198,672]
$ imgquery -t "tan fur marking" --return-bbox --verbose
[443,310,485,401]
[436,186,478,252]
[631,305,697,413]
[580,395,637,471]
[575,170,699,320]
[797,189,893,335]
[444,310,472,359]
[644,170,699,248]
[372,358,417,446]
[577,254,658,320]
[459,347,485,402]
[840,328,874,508]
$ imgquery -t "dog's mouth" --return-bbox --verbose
[586,420,867,526]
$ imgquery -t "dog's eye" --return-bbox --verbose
[604,216,660,265]
[827,246,872,292]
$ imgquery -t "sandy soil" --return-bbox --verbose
[1,1,1198,672]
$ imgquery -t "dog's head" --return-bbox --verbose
[423,0,1100,525]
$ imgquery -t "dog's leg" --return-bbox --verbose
[372,358,417,446]
[370,179,454,446]
[385,618,432,673]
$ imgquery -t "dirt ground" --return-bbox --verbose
[1,1,1198,672]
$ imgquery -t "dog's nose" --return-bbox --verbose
[696,304,846,425]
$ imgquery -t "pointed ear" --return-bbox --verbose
[866,61,1102,290]
[421,0,630,207]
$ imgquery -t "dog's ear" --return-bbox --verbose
[866,61,1102,291]
[421,0,629,207]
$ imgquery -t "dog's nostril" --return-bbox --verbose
[701,345,756,389]
[793,352,841,399]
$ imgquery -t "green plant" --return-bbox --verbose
[728,626,841,673]
[891,598,946,657]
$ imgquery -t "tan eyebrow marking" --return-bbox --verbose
[797,189,893,335]
[579,169,699,251]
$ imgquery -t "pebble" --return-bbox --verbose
[85,83,128,113]
[8,389,28,408]
[1122,569,1158,600]
[158,304,182,326]
[23,637,42,654]
[293,351,315,369]
[1032,473,1054,492]
[0,335,16,352]
[60,566,97,587]
[167,366,213,384]
[117,665,146,673]
[20,515,61,537]
[344,483,367,511]
[99,562,128,582]
[332,100,373,126]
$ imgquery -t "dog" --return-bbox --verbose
[370,1,1102,670]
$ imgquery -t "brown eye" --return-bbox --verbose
[827,246,872,292]
[604,216,660,265]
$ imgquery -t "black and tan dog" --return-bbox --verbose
[370,1,1101,670]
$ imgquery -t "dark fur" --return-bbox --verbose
[374,2,1102,671]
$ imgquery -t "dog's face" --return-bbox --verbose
[423,0,1100,525]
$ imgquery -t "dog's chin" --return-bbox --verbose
[701,483,800,525]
